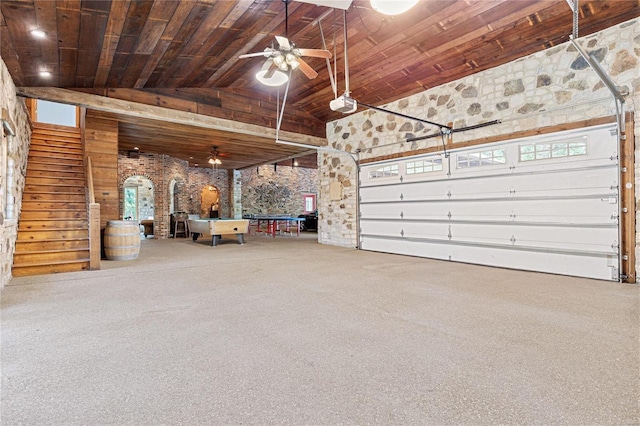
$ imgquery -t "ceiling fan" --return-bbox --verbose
[208,146,224,165]
[238,0,331,80]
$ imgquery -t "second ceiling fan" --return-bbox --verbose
[239,0,331,80]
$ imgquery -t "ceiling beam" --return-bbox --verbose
[16,86,327,146]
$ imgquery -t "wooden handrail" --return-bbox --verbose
[86,154,100,270]
[87,155,95,204]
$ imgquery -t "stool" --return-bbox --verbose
[173,213,189,238]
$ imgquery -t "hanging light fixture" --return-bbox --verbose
[256,60,289,87]
[208,146,222,165]
[370,0,419,15]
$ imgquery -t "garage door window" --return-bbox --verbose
[519,138,587,162]
[369,164,399,179]
[457,149,506,168]
[406,159,443,175]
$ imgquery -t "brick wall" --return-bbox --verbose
[118,152,230,238]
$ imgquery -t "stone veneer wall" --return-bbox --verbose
[321,18,640,256]
[118,152,228,238]
[0,56,31,289]
[239,165,318,217]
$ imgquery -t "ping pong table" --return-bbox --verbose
[246,215,305,238]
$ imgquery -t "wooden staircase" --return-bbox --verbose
[12,124,91,276]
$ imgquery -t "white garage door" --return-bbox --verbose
[359,124,620,281]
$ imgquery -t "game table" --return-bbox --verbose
[188,218,249,247]
[247,215,305,238]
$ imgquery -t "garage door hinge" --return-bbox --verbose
[611,214,619,221]
[610,184,619,190]
[401,229,405,237]
[447,211,452,219]
[610,155,619,161]
[400,211,404,219]
[510,235,516,244]
[399,175,404,183]
[400,193,404,200]
[447,190,452,198]
[448,225,452,240]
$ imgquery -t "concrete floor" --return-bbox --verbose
[1,233,639,425]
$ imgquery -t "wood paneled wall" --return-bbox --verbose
[83,109,119,228]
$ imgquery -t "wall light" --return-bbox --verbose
[370,0,419,15]
[256,60,289,87]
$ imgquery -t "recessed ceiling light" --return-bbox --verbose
[31,29,47,39]
[39,71,51,78]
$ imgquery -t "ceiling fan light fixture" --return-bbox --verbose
[256,60,289,86]
[370,0,419,15]
[30,29,47,39]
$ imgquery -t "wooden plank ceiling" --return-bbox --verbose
[2,0,639,170]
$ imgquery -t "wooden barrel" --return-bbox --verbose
[104,220,140,260]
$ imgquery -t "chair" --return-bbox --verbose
[140,219,154,238]
[173,212,189,238]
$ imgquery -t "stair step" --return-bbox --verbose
[21,210,87,220]
[29,147,83,158]
[25,176,84,186]
[24,184,85,194]
[26,170,84,179]
[29,141,82,151]
[16,238,89,251]
[21,201,87,210]
[18,219,89,230]
[28,158,84,169]
[11,261,90,277]
[22,192,86,202]
[17,229,89,240]
[13,248,90,264]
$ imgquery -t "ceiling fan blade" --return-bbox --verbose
[297,48,331,59]
[239,51,271,59]
[297,58,318,79]
[275,35,291,50]
[239,47,275,59]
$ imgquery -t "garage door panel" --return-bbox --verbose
[360,236,615,281]
[362,198,617,225]
[361,167,617,201]
[362,222,616,252]
[359,124,620,281]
